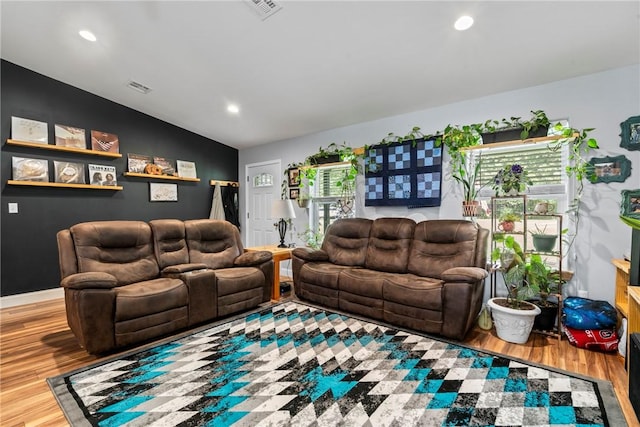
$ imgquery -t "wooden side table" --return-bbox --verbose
[245,245,293,301]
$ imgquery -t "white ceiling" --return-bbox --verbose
[1,1,639,150]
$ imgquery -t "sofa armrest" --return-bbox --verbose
[162,263,208,274]
[441,266,488,283]
[61,272,118,290]
[292,247,329,262]
[235,251,272,267]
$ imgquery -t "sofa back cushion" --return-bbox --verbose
[149,219,190,269]
[365,218,416,273]
[322,218,372,266]
[184,219,241,269]
[69,221,159,285]
[408,220,483,278]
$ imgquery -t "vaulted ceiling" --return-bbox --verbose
[1,1,639,149]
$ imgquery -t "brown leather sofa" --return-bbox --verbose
[57,219,273,354]
[292,217,489,340]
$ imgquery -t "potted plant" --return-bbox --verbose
[452,153,486,216]
[529,224,558,252]
[491,163,533,196]
[298,227,323,249]
[481,110,551,144]
[488,235,541,344]
[438,123,484,214]
[498,210,522,232]
[525,254,560,331]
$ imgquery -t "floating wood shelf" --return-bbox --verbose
[460,133,580,152]
[7,180,123,190]
[210,179,239,187]
[123,172,200,182]
[6,139,122,158]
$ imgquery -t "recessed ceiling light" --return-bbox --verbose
[227,104,240,114]
[454,16,474,31]
[79,29,97,42]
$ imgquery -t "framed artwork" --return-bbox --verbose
[150,183,178,202]
[54,124,86,148]
[621,189,640,219]
[289,188,299,199]
[176,160,197,178]
[287,167,300,187]
[11,116,48,144]
[620,115,640,151]
[588,154,631,183]
[12,157,49,181]
[88,164,117,186]
[91,130,120,153]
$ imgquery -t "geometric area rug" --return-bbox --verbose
[48,301,626,427]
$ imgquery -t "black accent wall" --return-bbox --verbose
[1,60,238,296]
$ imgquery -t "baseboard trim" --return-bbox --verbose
[1,288,63,309]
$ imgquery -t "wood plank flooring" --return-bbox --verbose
[1,298,638,426]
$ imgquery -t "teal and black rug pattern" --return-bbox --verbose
[48,301,626,426]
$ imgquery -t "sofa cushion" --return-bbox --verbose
[214,267,264,297]
[408,220,480,279]
[150,219,190,269]
[322,218,372,266]
[365,218,416,273]
[383,274,444,311]
[339,268,398,299]
[70,221,159,285]
[114,277,188,321]
[185,219,241,269]
[300,262,354,290]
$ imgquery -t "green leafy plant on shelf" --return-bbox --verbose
[481,109,551,140]
[526,254,560,308]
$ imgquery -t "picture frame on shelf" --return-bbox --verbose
[128,153,152,173]
[153,156,177,176]
[88,164,117,186]
[54,161,85,184]
[588,154,631,183]
[54,124,86,149]
[90,130,120,153]
[289,188,299,199]
[621,189,640,219]
[11,116,48,144]
[176,160,197,178]
[620,115,640,151]
[287,167,300,187]
[150,183,178,202]
[12,157,49,181]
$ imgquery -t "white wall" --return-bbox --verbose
[239,65,640,304]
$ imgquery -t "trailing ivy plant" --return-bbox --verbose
[481,109,551,140]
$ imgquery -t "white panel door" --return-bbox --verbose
[245,160,280,247]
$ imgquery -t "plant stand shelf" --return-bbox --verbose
[490,195,565,342]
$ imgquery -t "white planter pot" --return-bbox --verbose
[488,297,541,344]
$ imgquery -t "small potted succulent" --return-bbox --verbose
[529,224,558,252]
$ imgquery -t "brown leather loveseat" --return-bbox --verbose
[292,217,488,340]
[57,219,273,354]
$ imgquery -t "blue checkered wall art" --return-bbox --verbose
[365,138,443,207]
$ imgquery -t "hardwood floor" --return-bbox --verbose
[1,298,638,426]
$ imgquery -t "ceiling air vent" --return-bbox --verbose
[126,80,152,94]
[244,0,282,20]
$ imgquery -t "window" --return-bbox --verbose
[309,163,355,233]
[470,140,573,269]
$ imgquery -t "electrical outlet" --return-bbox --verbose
[8,203,18,214]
